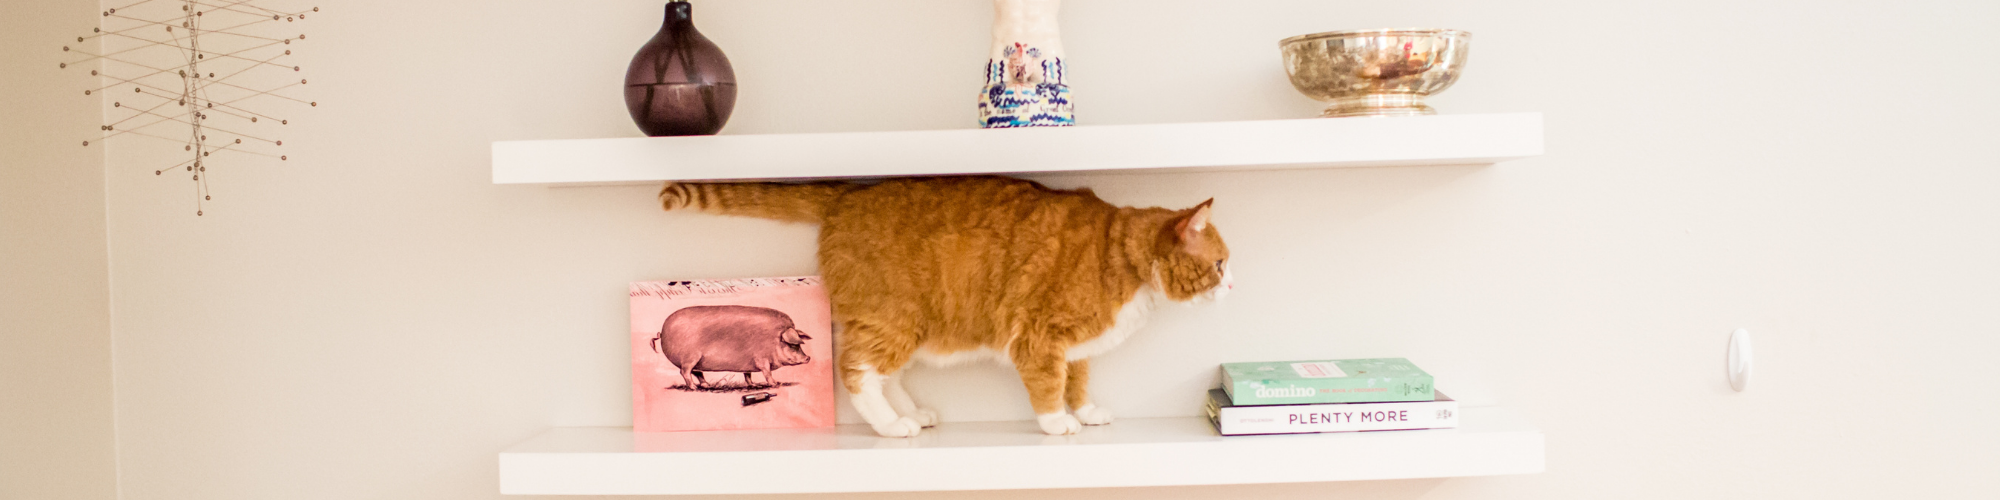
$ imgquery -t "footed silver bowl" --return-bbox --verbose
[1280,28,1471,118]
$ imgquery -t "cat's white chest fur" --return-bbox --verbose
[909,285,1163,367]
[912,347,1007,367]
[1066,286,1162,361]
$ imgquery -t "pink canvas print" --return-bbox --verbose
[630,277,835,433]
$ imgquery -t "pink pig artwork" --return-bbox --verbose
[652,305,813,389]
[630,277,836,433]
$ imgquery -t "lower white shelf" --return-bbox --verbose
[498,406,1543,495]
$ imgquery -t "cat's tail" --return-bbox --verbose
[659,181,862,223]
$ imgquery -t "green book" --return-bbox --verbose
[1220,358,1434,405]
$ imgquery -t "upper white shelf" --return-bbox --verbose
[491,113,1543,185]
[498,406,1543,495]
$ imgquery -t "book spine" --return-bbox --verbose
[1225,377,1435,405]
[1220,369,1238,403]
[1214,399,1459,435]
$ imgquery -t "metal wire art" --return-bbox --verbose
[61,0,318,216]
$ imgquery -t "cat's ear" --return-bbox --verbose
[1176,199,1215,242]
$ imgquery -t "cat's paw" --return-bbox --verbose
[1073,404,1114,426]
[1037,412,1082,435]
[871,416,924,438]
[910,408,940,428]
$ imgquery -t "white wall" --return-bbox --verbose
[0,1,119,499]
[57,0,2000,499]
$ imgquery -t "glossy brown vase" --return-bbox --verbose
[624,1,736,136]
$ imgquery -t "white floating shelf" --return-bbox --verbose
[499,406,1543,495]
[492,113,1543,185]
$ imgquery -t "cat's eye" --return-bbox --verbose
[1214,260,1226,272]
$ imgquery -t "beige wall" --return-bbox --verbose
[0,1,119,499]
[12,0,1993,499]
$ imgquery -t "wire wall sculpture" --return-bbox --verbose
[61,0,318,216]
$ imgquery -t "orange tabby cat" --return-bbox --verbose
[660,176,1231,437]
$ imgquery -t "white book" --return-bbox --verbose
[1205,388,1458,436]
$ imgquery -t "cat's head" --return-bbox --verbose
[1154,199,1233,302]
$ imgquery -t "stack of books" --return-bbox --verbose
[1206,358,1458,436]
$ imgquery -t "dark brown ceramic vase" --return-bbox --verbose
[624,1,736,136]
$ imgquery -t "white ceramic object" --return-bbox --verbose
[979,0,1073,127]
[1728,328,1753,391]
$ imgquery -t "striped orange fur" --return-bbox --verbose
[659,181,862,223]
[661,175,1230,436]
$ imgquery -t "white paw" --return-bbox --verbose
[910,408,940,428]
[1073,404,1114,426]
[871,416,923,438]
[1037,413,1082,435]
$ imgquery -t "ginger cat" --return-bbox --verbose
[660,176,1232,437]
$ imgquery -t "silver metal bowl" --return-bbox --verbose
[1280,28,1471,118]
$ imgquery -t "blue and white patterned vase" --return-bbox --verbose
[980,0,1073,128]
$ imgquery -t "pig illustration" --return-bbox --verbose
[651,305,812,389]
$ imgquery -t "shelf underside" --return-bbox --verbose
[499,406,1543,495]
[492,113,1544,185]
